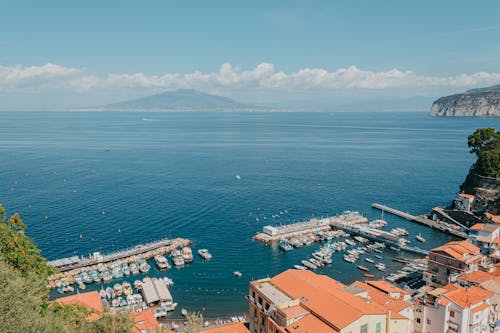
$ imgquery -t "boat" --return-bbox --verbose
[113,283,123,297]
[129,262,140,275]
[345,239,356,246]
[105,287,115,299]
[234,271,242,277]
[181,308,188,317]
[154,255,171,269]
[312,252,332,264]
[119,297,127,307]
[122,281,133,296]
[357,265,369,272]
[344,255,356,263]
[389,246,400,252]
[111,299,119,307]
[364,273,374,278]
[416,233,426,243]
[134,280,143,291]
[163,302,178,312]
[373,248,383,254]
[182,247,194,262]
[294,265,308,270]
[365,258,375,264]
[279,239,294,252]
[99,288,107,299]
[198,249,212,260]
[137,259,151,273]
[163,277,174,286]
[375,255,383,260]
[301,260,317,269]
[309,258,323,267]
[121,263,131,276]
[172,256,185,267]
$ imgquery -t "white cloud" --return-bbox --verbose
[1,62,500,97]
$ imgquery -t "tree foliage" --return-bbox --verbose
[185,311,204,333]
[467,128,500,178]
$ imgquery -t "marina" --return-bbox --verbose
[371,203,468,238]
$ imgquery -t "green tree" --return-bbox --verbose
[467,128,500,178]
[185,311,204,333]
[80,310,135,333]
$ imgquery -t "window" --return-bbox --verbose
[427,318,431,325]
[450,310,455,318]
[376,322,381,333]
[360,324,368,333]
[416,318,421,324]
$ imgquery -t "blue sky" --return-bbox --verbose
[1,1,500,109]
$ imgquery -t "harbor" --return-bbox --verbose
[371,203,468,238]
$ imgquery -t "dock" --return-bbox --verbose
[253,211,368,243]
[371,203,468,239]
[48,237,191,274]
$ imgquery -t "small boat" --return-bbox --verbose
[99,288,107,299]
[137,259,151,273]
[357,265,369,272]
[416,233,426,243]
[294,265,308,270]
[279,239,294,252]
[122,281,133,296]
[153,308,167,318]
[134,280,143,291]
[121,263,131,276]
[364,273,374,278]
[114,283,123,297]
[198,249,212,260]
[129,262,140,275]
[234,271,242,277]
[181,308,188,317]
[106,287,115,299]
[119,297,127,307]
[389,246,400,252]
[365,258,375,264]
[301,260,317,269]
[77,282,86,290]
[111,299,119,307]
[182,247,194,263]
[172,256,185,267]
[375,255,383,260]
[154,255,171,269]
[373,248,383,253]
[235,175,241,180]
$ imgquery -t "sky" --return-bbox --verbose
[1,0,500,110]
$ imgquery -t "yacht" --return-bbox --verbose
[121,263,131,276]
[357,265,369,271]
[365,258,375,264]
[173,255,185,267]
[182,247,194,263]
[301,260,317,269]
[416,233,426,243]
[122,281,133,296]
[198,249,213,259]
[154,255,171,269]
[234,271,242,277]
[279,239,294,252]
[294,265,307,270]
[113,283,123,297]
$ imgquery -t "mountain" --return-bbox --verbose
[89,89,264,111]
[430,85,500,117]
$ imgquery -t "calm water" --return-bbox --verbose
[0,111,498,316]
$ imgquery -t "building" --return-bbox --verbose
[132,309,161,333]
[424,240,487,285]
[248,269,410,333]
[454,193,475,212]
[468,223,500,256]
[141,278,172,306]
[55,291,104,322]
[202,322,250,333]
[413,284,497,333]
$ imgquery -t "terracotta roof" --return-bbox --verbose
[286,314,339,333]
[458,271,495,284]
[270,270,385,330]
[442,285,493,309]
[55,291,103,322]
[280,305,310,319]
[431,240,481,261]
[459,193,475,200]
[202,322,250,333]
[470,223,485,231]
[471,302,490,313]
[366,280,410,296]
[132,309,160,333]
[486,212,500,223]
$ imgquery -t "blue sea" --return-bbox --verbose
[0,111,498,317]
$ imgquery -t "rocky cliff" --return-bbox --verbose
[430,85,500,117]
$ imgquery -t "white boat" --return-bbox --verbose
[114,283,123,297]
[301,260,317,269]
[154,255,171,269]
[234,271,242,277]
[173,256,185,267]
[181,308,188,316]
[294,265,307,270]
[416,233,426,243]
[365,258,375,264]
[153,308,167,318]
[198,249,212,259]
[182,247,194,262]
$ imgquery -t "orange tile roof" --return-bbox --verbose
[431,240,481,261]
[202,322,250,333]
[280,305,310,319]
[270,270,385,330]
[486,212,500,223]
[133,309,160,333]
[471,302,490,313]
[286,314,339,333]
[366,280,410,295]
[458,271,495,284]
[442,285,493,309]
[470,223,485,231]
[459,193,475,200]
[55,291,103,322]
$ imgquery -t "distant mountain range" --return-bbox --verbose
[85,89,266,112]
[430,84,500,117]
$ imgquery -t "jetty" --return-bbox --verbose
[371,203,468,239]
[254,211,368,243]
[48,237,191,274]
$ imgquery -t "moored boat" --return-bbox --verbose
[198,249,212,259]
[357,265,369,271]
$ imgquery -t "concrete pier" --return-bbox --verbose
[371,203,468,239]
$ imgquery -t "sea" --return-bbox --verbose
[0,111,498,317]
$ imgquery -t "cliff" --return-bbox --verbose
[430,85,500,117]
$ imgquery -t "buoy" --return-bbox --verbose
[117,228,121,234]
[79,234,83,240]
[44,216,48,221]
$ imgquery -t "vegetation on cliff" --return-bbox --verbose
[460,128,500,194]
[0,204,134,333]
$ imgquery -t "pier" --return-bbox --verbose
[254,211,368,243]
[48,237,191,274]
[371,203,468,239]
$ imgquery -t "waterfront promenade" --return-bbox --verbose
[371,203,468,238]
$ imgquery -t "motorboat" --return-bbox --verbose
[198,249,212,259]
[154,255,171,269]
